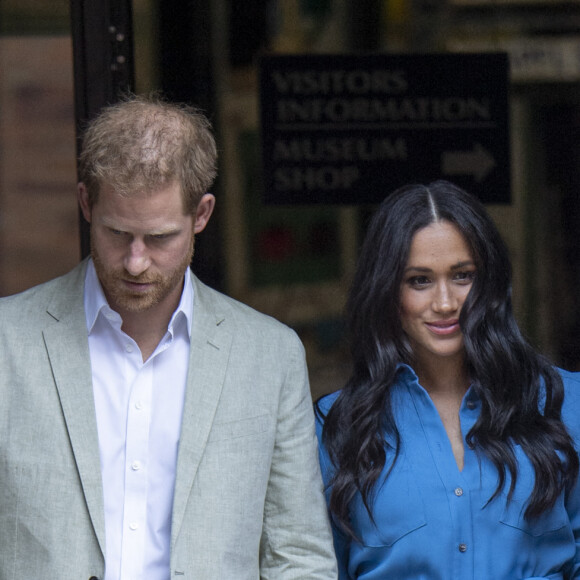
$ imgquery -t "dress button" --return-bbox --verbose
[454,487,463,497]
[459,543,468,553]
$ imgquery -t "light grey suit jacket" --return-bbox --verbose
[0,260,337,579]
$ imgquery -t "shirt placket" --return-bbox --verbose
[405,381,476,579]
[120,348,153,580]
[455,392,481,580]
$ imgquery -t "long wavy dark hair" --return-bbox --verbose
[318,180,578,537]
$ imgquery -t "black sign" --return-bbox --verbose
[259,53,511,205]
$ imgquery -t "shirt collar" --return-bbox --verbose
[395,362,419,383]
[83,258,194,337]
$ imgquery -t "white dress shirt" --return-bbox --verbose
[84,260,192,580]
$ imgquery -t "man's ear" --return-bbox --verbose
[194,193,215,234]
[78,183,92,223]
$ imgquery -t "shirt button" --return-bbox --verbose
[467,401,476,410]
[454,487,464,497]
[135,401,144,410]
[459,543,467,553]
[129,522,138,530]
[125,344,133,353]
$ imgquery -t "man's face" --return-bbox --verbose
[84,181,196,317]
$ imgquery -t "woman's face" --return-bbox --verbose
[399,220,476,370]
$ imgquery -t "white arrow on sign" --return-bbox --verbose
[441,143,496,182]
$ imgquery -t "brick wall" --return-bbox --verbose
[0,36,80,296]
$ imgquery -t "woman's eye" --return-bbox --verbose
[408,276,431,288]
[454,270,476,283]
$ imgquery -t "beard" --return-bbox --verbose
[91,236,195,315]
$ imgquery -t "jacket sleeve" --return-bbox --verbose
[259,331,338,579]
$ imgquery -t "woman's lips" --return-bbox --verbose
[425,319,460,335]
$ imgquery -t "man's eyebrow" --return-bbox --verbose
[100,220,182,236]
[147,226,182,235]
[148,230,180,237]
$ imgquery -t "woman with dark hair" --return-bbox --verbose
[316,180,580,579]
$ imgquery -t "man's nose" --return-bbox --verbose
[124,238,151,276]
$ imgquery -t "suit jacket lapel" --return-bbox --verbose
[42,261,106,556]
[171,273,233,547]
[40,266,234,553]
